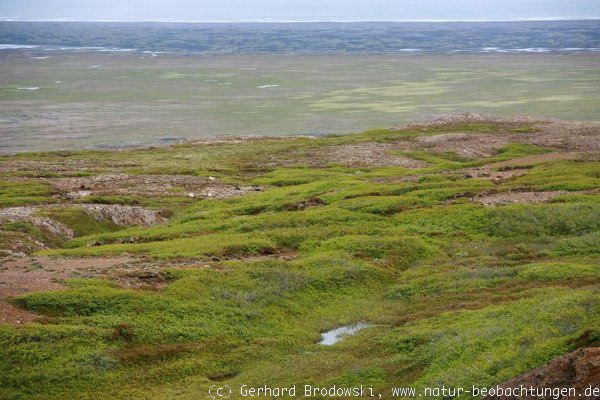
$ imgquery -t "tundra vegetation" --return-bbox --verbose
[1,51,599,153]
[0,115,598,399]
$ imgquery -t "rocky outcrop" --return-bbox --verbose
[0,207,74,240]
[78,204,165,226]
[484,348,600,400]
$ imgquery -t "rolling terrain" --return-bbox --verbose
[0,114,598,399]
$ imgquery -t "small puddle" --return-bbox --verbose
[319,322,371,346]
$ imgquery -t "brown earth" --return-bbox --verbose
[0,253,260,324]
[524,120,600,152]
[404,114,600,159]
[0,249,301,324]
[48,173,260,199]
[310,142,426,168]
[415,128,599,160]
[484,347,600,400]
[473,191,569,206]
[0,255,129,324]
[416,132,512,158]
[464,167,531,182]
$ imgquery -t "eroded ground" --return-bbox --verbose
[0,115,598,399]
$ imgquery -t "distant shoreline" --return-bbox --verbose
[1,18,599,23]
[1,20,599,55]
[2,43,600,55]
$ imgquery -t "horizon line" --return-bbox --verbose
[1,17,599,23]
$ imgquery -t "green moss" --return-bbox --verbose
[0,179,55,206]
[511,126,538,133]
[508,161,600,191]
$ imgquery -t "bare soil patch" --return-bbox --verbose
[473,191,569,206]
[0,255,131,296]
[416,132,512,158]
[525,120,600,152]
[0,255,130,324]
[464,167,531,182]
[49,173,259,199]
[0,302,40,325]
[404,114,600,159]
[310,142,426,168]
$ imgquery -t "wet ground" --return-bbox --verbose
[1,52,599,153]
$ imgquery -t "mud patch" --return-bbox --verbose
[484,347,600,400]
[0,256,131,295]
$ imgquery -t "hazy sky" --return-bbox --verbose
[1,0,599,22]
